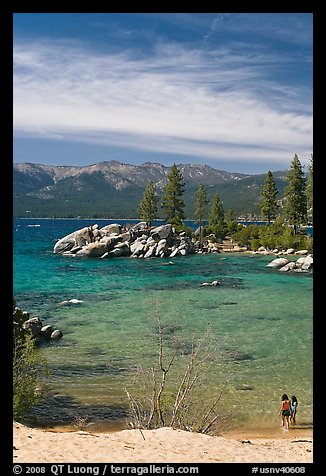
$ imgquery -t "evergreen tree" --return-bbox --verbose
[206,193,227,241]
[138,180,158,228]
[162,163,185,226]
[194,184,209,248]
[225,208,239,234]
[306,154,313,224]
[260,171,279,224]
[284,154,307,234]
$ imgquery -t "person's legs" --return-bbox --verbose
[285,415,290,430]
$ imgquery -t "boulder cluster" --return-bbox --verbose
[267,252,313,272]
[53,222,197,259]
[13,304,63,344]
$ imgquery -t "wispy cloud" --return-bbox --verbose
[13,38,312,167]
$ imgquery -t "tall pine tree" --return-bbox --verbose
[194,184,209,248]
[162,164,185,226]
[207,193,227,241]
[260,171,279,224]
[138,180,158,228]
[306,154,313,224]
[284,154,307,234]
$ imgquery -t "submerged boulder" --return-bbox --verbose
[40,325,55,340]
[50,329,63,340]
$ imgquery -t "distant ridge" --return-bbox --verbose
[13,160,288,218]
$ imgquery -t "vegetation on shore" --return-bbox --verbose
[13,300,49,421]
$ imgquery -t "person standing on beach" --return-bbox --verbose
[279,393,291,430]
[290,395,298,424]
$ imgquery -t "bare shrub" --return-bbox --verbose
[73,413,90,431]
[125,303,232,435]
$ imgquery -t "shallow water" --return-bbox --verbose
[13,218,313,433]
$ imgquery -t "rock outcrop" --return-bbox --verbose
[54,222,197,259]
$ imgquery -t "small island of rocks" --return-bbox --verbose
[53,222,199,259]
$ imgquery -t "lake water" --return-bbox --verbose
[13,218,313,434]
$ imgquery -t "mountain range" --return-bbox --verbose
[13,161,288,219]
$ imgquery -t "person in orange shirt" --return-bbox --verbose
[279,393,292,430]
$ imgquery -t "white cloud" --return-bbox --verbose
[13,39,313,167]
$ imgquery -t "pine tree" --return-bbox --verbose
[225,208,239,234]
[260,171,279,224]
[207,193,227,241]
[306,154,313,224]
[162,164,185,226]
[194,184,209,248]
[284,154,307,234]
[138,180,158,228]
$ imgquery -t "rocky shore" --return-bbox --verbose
[13,304,63,343]
[249,247,313,273]
[53,223,313,271]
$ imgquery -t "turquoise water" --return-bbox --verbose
[13,218,313,433]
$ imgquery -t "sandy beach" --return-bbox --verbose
[13,422,313,463]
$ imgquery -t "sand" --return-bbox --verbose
[13,423,313,463]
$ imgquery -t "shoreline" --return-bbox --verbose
[13,422,313,463]
[26,419,313,440]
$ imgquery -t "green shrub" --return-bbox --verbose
[231,224,261,248]
[230,222,313,252]
[173,224,194,238]
[13,301,49,421]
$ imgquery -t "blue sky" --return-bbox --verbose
[13,13,313,174]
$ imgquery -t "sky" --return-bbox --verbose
[13,13,313,174]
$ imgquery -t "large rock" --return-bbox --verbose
[267,258,289,268]
[117,232,132,243]
[40,325,55,340]
[99,223,122,235]
[130,241,146,256]
[296,255,313,270]
[155,239,168,256]
[54,227,94,254]
[144,244,157,258]
[285,248,295,255]
[279,261,297,272]
[107,242,130,257]
[301,255,313,270]
[151,224,172,241]
[76,241,110,257]
[169,248,180,258]
[129,222,149,236]
[22,317,43,338]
